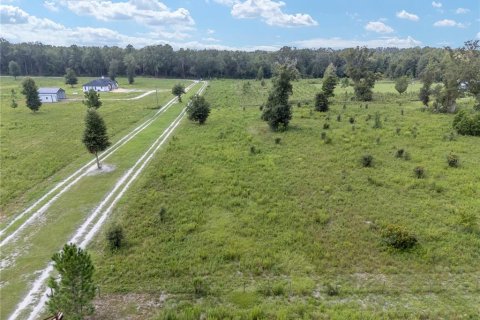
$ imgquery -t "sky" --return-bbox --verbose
[0,0,479,50]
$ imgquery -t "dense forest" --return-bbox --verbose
[0,38,452,80]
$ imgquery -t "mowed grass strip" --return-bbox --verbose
[90,79,479,318]
[0,82,200,319]
[0,77,191,215]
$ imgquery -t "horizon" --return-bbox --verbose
[0,0,478,51]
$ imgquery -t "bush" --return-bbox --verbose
[413,166,425,179]
[321,132,327,140]
[361,154,374,167]
[381,224,418,250]
[452,110,480,136]
[323,123,330,130]
[446,153,460,167]
[106,224,124,251]
[325,283,339,296]
[336,114,341,122]
[274,137,281,144]
[349,117,355,124]
[395,149,405,158]
[187,95,211,125]
[314,92,329,112]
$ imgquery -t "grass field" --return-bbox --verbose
[0,76,191,215]
[84,79,480,319]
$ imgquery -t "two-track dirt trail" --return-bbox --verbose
[1,81,208,320]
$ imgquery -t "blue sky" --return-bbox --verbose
[0,0,478,50]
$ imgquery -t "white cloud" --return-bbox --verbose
[364,21,394,33]
[296,36,421,49]
[43,1,59,12]
[207,28,215,34]
[0,5,29,24]
[433,19,465,27]
[477,32,480,39]
[432,1,442,8]
[202,37,220,42]
[396,10,419,21]
[216,0,318,27]
[455,8,470,14]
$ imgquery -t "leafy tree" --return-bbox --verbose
[64,68,78,87]
[108,59,120,81]
[124,54,136,84]
[172,83,186,102]
[453,110,480,136]
[323,63,337,78]
[82,109,110,169]
[187,95,211,124]
[344,47,376,101]
[315,92,329,112]
[10,89,18,109]
[8,60,20,79]
[47,243,96,320]
[83,89,102,109]
[21,78,41,112]
[395,76,409,95]
[261,62,297,130]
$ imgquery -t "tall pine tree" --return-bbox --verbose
[21,78,42,112]
[82,109,110,169]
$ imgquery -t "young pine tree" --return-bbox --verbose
[83,89,102,109]
[187,95,211,124]
[261,63,296,130]
[47,243,96,320]
[82,109,111,169]
[315,92,329,112]
[21,78,42,112]
[64,68,78,87]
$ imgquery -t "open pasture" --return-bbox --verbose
[87,79,480,319]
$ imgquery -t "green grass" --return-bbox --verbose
[0,76,191,214]
[0,80,202,319]
[88,79,480,318]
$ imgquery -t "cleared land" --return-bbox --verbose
[0,77,202,319]
[86,79,479,319]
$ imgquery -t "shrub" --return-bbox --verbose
[187,95,211,125]
[413,166,425,179]
[361,154,374,167]
[314,92,329,112]
[250,146,260,155]
[453,110,480,136]
[336,114,341,122]
[274,137,282,144]
[458,211,478,233]
[321,132,327,140]
[159,207,166,222]
[381,224,418,250]
[446,153,460,167]
[106,224,124,251]
[323,123,330,130]
[395,149,405,158]
[349,117,355,124]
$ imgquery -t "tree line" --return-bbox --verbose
[0,38,459,80]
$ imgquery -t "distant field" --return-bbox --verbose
[0,76,191,214]
[88,79,480,318]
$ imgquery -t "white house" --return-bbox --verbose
[82,77,118,92]
[38,88,66,103]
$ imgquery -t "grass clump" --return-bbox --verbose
[413,166,425,179]
[381,224,418,250]
[106,224,124,251]
[361,154,374,167]
[446,153,460,168]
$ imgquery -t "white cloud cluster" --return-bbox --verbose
[433,19,465,28]
[296,36,421,49]
[216,0,318,27]
[432,1,442,8]
[455,8,470,14]
[365,21,394,33]
[396,10,419,21]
